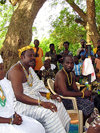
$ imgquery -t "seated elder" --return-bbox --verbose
[7,46,70,133]
[39,57,55,86]
[54,55,94,122]
[0,55,45,133]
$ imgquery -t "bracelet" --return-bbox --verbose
[9,118,12,124]
[46,92,51,100]
[81,91,84,98]
[10,114,14,124]
[38,99,41,106]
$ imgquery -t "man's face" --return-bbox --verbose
[63,56,74,72]
[34,40,39,47]
[44,59,51,69]
[80,40,86,48]
[64,43,69,50]
[50,45,54,51]
[22,49,36,67]
[0,63,5,80]
[74,56,78,64]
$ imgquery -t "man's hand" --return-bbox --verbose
[41,102,57,112]
[50,94,61,102]
[84,90,92,97]
[12,113,22,125]
[87,124,100,133]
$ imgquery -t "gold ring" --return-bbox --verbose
[51,106,54,109]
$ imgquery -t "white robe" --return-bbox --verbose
[0,78,45,133]
[13,67,71,133]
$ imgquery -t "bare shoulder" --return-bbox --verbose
[8,63,23,80]
[55,70,65,80]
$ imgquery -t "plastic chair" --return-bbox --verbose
[47,78,83,133]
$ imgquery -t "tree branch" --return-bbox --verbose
[65,0,87,22]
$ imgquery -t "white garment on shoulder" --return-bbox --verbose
[0,78,45,133]
[40,64,56,70]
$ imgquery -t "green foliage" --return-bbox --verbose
[47,8,86,55]
[0,0,6,4]
[0,3,14,47]
[95,0,100,33]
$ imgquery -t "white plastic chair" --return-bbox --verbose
[47,78,83,133]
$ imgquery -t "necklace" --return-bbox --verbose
[19,61,33,87]
[62,67,72,86]
[0,85,6,107]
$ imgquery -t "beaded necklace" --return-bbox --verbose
[62,67,72,86]
[20,61,33,87]
[0,85,6,107]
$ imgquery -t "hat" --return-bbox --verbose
[18,46,34,58]
[0,55,3,63]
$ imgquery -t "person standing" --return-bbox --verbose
[60,41,73,58]
[45,43,58,73]
[33,39,43,73]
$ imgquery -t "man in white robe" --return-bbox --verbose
[0,55,45,133]
[7,46,71,133]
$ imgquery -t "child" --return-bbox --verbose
[73,56,82,83]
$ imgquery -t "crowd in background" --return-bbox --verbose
[33,39,100,86]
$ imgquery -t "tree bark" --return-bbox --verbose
[86,0,100,47]
[65,0,100,46]
[1,0,46,70]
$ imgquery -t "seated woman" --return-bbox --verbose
[0,55,45,133]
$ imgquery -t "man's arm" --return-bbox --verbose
[55,72,92,98]
[55,72,82,97]
[8,69,57,112]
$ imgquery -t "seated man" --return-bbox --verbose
[0,55,45,133]
[39,57,55,86]
[7,46,70,133]
[54,55,94,121]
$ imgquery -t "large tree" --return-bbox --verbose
[65,0,100,46]
[1,0,46,70]
[0,0,100,70]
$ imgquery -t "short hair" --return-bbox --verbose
[94,95,100,113]
[50,43,54,47]
[63,55,73,63]
[80,39,86,44]
[74,55,79,60]
[63,41,70,46]
[34,39,39,44]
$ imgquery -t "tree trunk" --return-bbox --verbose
[1,0,46,71]
[86,0,100,47]
[65,0,100,47]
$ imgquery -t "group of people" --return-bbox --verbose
[0,38,100,133]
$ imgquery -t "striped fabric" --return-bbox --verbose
[14,68,71,133]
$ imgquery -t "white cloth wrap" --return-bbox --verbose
[14,67,71,133]
[0,78,45,133]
